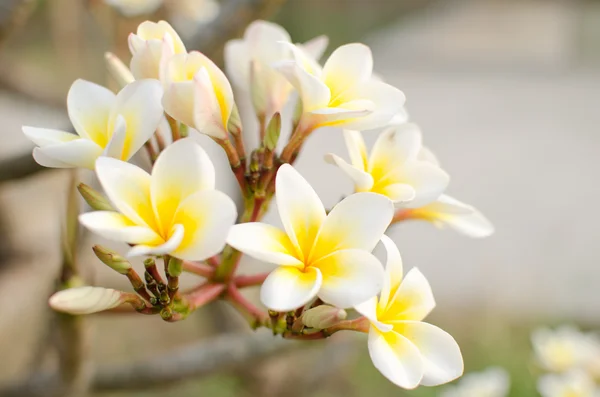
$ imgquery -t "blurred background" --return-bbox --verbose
[1,0,599,395]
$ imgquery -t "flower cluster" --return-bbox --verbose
[532,326,600,397]
[22,19,494,389]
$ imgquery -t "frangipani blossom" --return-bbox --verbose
[326,124,449,207]
[161,51,234,139]
[129,20,186,80]
[275,42,405,131]
[224,20,328,121]
[440,367,510,397]
[79,138,237,260]
[355,235,463,389]
[23,79,163,169]
[227,164,392,311]
[538,371,600,397]
[532,326,597,373]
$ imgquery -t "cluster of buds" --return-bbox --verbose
[22,19,494,389]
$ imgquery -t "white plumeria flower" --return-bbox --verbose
[224,20,328,121]
[79,138,237,260]
[161,51,234,139]
[532,326,594,373]
[538,371,600,397]
[227,164,392,311]
[22,79,163,169]
[105,0,163,17]
[128,20,186,80]
[274,42,405,131]
[440,367,510,397]
[355,235,463,389]
[325,124,449,207]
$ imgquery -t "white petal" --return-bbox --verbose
[224,39,250,88]
[67,79,115,145]
[110,79,164,160]
[427,195,494,238]
[418,146,441,167]
[79,211,161,245]
[49,286,124,315]
[355,297,393,333]
[103,114,127,159]
[95,157,156,230]
[394,321,463,386]
[273,60,330,112]
[162,81,196,128]
[368,327,424,389]
[245,20,291,64]
[35,139,104,169]
[310,192,393,261]
[309,106,372,127]
[192,68,229,139]
[32,148,72,168]
[299,35,329,61]
[104,52,135,88]
[22,127,78,147]
[324,153,374,191]
[260,266,322,312]
[322,43,373,97]
[370,124,423,172]
[171,190,237,261]
[338,80,405,131]
[135,21,186,54]
[378,235,404,310]
[275,164,326,258]
[343,130,368,171]
[313,249,384,309]
[150,138,215,233]
[385,268,436,322]
[381,183,416,203]
[129,39,168,80]
[127,223,184,257]
[227,223,303,267]
[399,162,450,208]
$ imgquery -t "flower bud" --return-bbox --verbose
[301,305,347,329]
[93,245,132,275]
[227,104,243,136]
[77,183,114,211]
[167,256,183,277]
[263,112,281,151]
[49,286,125,315]
[105,52,135,88]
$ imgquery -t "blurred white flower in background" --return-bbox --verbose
[532,326,600,373]
[538,371,600,397]
[105,0,163,17]
[167,0,220,37]
[440,367,510,397]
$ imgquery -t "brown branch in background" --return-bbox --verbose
[0,152,47,183]
[0,332,296,396]
[187,0,287,62]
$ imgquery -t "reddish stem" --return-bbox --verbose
[182,260,215,278]
[226,284,269,327]
[185,283,226,311]
[206,255,220,267]
[234,272,270,288]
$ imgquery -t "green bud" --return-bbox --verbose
[301,305,347,329]
[263,112,281,151]
[227,104,243,136]
[92,245,131,275]
[167,257,183,277]
[78,183,114,211]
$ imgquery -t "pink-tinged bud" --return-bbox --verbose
[301,305,347,329]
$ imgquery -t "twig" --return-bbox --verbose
[0,332,297,395]
[182,260,215,278]
[234,272,269,288]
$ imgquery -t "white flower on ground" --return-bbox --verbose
[23,79,163,169]
[128,20,186,80]
[161,51,234,139]
[325,124,449,207]
[440,367,510,397]
[105,0,163,17]
[274,42,405,131]
[79,138,237,260]
[224,20,328,121]
[532,326,595,373]
[538,371,600,397]
[227,164,393,312]
[355,235,463,389]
